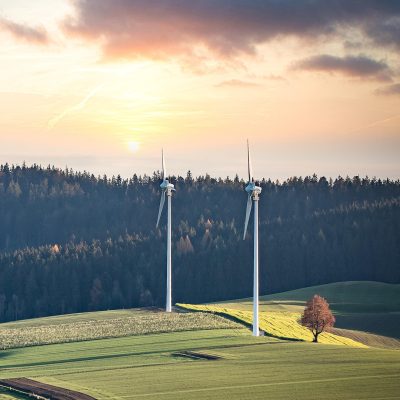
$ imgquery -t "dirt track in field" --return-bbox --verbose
[0,378,96,400]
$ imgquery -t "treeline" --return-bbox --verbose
[0,163,399,321]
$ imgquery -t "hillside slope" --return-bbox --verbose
[209,281,400,342]
[263,281,400,312]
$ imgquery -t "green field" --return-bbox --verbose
[0,281,399,399]
[1,328,399,399]
[0,309,239,349]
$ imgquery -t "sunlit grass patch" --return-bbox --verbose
[177,303,367,348]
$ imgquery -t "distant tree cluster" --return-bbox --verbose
[0,163,399,322]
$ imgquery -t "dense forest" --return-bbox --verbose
[0,163,399,322]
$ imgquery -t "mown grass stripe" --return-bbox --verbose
[123,373,400,398]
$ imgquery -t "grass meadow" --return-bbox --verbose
[0,281,399,399]
[0,309,239,349]
[1,328,399,399]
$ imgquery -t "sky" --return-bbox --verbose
[0,0,399,180]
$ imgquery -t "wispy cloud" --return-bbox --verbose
[348,113,400,133]
[263,74,286,82]
[47,85,103,130]
[293,54,393,81]
[375,83,400,96]
[215,79,261,88]
[0,17,49,45]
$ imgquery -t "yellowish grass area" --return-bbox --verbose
[177,303,367,348]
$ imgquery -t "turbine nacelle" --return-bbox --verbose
[245,181,262,197]
[160,179,175,191]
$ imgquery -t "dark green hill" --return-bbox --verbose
[263,281,400,312]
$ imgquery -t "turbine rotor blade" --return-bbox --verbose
[156,190,166,228]
[243,194,253,240]
[162,149,166,180]
[247,139,253,182]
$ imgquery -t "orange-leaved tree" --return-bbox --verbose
[301,295,335,342]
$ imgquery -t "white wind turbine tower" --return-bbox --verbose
[156,150,175,312]
[243,140,262,336]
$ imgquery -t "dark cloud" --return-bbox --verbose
[215,79,261,88]
[0,17,49,45]
[343,40,363,50]
[367,17,400,50]
[63,0,400,61]
[375,83,400,95]
[293,54,392,81]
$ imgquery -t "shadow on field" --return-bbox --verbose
[172,350,222,360]
[0,350,12,360]
[335,312,400,339]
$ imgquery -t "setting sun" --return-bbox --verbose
[127,141,140,153]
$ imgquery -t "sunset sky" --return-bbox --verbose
[0,0,399,180]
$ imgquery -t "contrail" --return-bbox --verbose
[47,84,103,130]
[348,113,400,134]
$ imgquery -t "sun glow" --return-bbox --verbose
[127,141,140,153]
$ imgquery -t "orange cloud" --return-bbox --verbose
[62,1,400,63]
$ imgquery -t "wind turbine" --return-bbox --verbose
[156,150,175,312]
[243,140,262,336]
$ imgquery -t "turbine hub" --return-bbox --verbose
[245,182,254,193]
[160,179,175,196]
[245,182,262,199]
[160,179,174,189]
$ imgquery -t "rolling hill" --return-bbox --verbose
[213,281,400,339]
[263,281,400,311]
